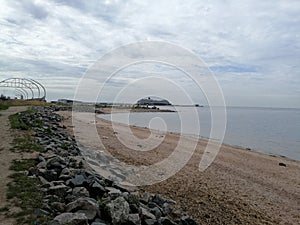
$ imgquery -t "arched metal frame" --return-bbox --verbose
[0,78,46,100]
[19,88,29,99]
[15,89,27,99]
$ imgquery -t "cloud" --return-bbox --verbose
[0,0,299,107]
[210,65,258,73]
[19,0,49,20]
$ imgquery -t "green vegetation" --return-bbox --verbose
[9,159,36,171]
[23,109,35,114]
[98,197,110,208]
[12,134,43,153]
[0,105,9,110]
[9,113,29,130]
[7,160,50,224]
[127,194,140,206]
[9,109,42,130]
[5,111,51,224]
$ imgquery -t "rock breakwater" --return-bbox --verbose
[9,106,198,225]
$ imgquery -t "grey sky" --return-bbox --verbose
[0,0,299,108]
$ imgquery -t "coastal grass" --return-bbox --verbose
[12,134,44,153]
[9,109,42,130]
[9,113,29,130]
[10,110,44,153]
[0,104,10,115]
[7,160,51,225]
[9,159,36,171]
[9,110,31,129]
[127,194,140,206]
[0,105,9,110]
[5,111,51,224]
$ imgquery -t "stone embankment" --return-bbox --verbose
[13,106,198,225]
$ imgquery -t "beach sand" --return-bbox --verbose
[59,111,300,225]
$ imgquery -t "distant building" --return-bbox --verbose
[137,97,171,106]
[57,99,82,104]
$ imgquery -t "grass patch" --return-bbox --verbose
[9,159,36,171]
[7,172,50,224]
[12,134,44,153]
[7,173,42,206]
[99,197,110,208]
[4,110,51,224]
[9,113,29,130]
[9,109,43,130]
[128,194,140,206]
[7,160,52,224]
[0,105,9,110]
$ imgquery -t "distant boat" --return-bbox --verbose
[137,97,172,106]
[195,104,204,107]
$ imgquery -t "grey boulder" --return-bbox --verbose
[49,212,88,225]
[66,197,100,220]
[106,196,130,225]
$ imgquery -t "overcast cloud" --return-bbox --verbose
[0,0,299,107]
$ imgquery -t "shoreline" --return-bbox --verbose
[1,106,299,224]
[62,110,300,224]
[97,116,299,165]
[97,106,176,114]
[97,110,299,163]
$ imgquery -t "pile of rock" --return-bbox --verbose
[18,107,198,225]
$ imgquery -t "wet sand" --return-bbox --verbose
[60,111,300,224]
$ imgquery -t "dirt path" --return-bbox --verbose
[60,111,300,225]
[0,106,27,225]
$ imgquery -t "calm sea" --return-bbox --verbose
[99,106,300,161]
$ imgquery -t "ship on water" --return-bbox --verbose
[136,97,172,106]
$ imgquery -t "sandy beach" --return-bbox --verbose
[59,110,300,225]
